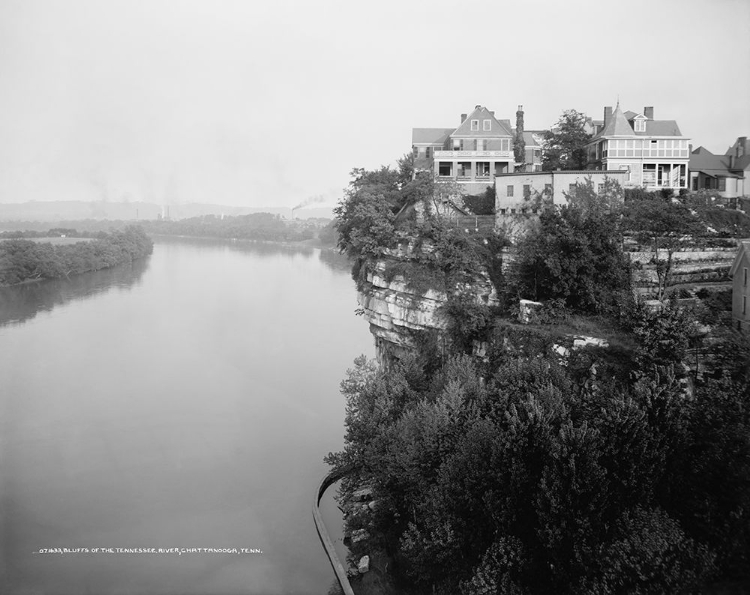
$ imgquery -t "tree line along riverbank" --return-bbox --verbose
[0,212,338,247]
[0,226,153,286]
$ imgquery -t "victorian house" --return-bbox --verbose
[412,105,521,195]
[586,105,690,191]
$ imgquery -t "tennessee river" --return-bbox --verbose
[36,548,263,554]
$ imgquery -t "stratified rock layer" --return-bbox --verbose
[357,256,497,365]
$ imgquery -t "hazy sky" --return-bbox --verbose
[1,0,748,207]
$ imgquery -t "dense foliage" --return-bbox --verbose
[0,226,152,285]
[334,161,504,295]
[328,305,750,594]
[541,110,592,171]
[331,161,750,593]
[511,178,631,314]
[462,187,496,216]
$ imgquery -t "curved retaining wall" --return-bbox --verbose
[313,468,355,595]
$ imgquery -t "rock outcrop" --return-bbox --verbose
[357,245,498,366]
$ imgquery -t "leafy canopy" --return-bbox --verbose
[542,109,592,171]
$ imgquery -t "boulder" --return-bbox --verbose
[358,555,370,574]
[352,487,373,502]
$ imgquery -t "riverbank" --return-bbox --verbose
[330,474,400,595]
[0,226,152,286]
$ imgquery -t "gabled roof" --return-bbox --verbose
[595,104,636,138]
[412,128,454,145]
[523,131,541,147]
[729,240,750,278]
[509,130,543,147]
[592,105,685,140]
[451,106,513,137]
[690,146,742,178]
[643,120,683,137]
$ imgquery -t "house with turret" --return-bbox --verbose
[586,104,690,191]
[412,105,540,195]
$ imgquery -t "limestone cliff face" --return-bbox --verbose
[357,251,498,365]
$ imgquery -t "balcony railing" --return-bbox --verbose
[434,150,512,158]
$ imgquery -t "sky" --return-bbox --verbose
[0,0,748,208]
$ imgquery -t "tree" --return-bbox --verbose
[622,198,703,301]
[512,180,630,313]
[542,110,592,171]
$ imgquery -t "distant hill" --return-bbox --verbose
[0,201,333,222]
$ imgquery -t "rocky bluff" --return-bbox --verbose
[355,240,498,366]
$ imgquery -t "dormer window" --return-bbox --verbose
[634,119,646,132]
[483,119,491,131]
[471,120,479,131]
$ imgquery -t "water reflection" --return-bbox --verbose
[0,257,151,327]
[0,238,373,594]
[152,235,352,274]
[0,240,354,329]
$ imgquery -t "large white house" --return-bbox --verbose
[412,105,522,195]
[586,104,690,191]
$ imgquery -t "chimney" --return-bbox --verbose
[740,137,747,156]
[489,111,495,116]
[604,106,613,127]
[475,104,481,109]
[461,113,467,123]
[644,106,654,119]
[516,105,524,135]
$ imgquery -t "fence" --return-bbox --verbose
[446,215,496,232]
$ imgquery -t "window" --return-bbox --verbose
[425,147,431,159]
[471,120,479,131]
[744,268,748,287]
[477,162,490,177]
[510,208,516,214]
[507,185,514,197]
[501,139,510,151]
[634,119,646,132]
[569,183,576,192]
[438,162,452,176]
[523,185,531,198]
[483,119,491,131]
[719,178,726,191]
[643,163,657,185]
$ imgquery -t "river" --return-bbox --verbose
[0,237,373,594]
